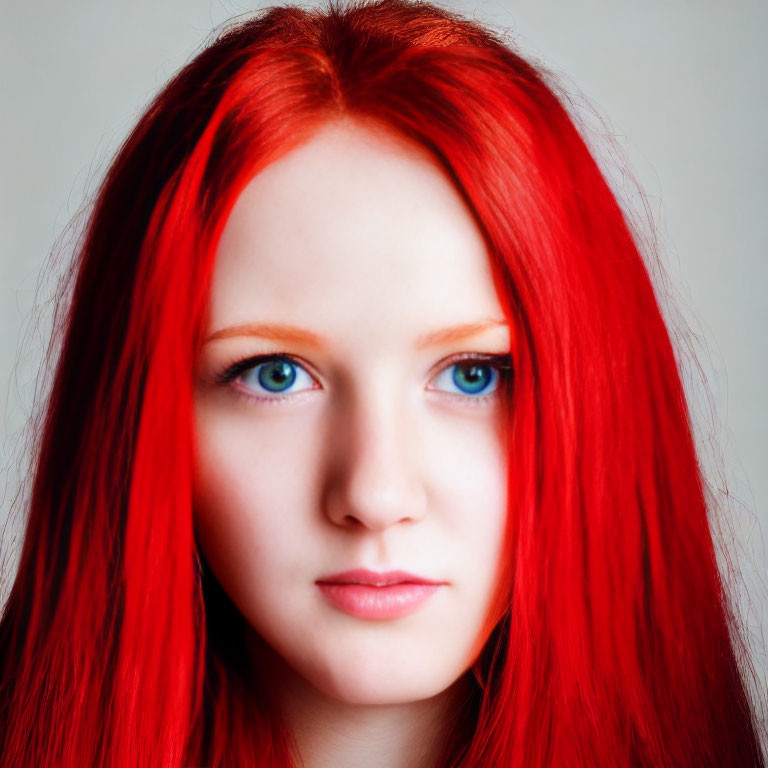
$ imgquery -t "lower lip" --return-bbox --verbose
[316,582,442,619]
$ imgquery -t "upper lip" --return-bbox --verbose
[316,568,445,586]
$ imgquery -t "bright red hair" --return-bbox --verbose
[0,1,764,765]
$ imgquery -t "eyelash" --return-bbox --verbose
[214,352,514,407]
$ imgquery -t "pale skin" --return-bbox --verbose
[193,118,512,767]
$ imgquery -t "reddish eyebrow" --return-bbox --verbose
[414,319,509,349]
[204,323,326,348]
[203,319,510,349]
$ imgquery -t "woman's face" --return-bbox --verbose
[193,119,511,706]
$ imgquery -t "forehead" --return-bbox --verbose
[208,119,505,348]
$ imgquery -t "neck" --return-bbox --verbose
[246,632,473,768]
[281,684,464,768]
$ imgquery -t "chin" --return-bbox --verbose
[307,654,464,707]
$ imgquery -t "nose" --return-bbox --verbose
[322,381,428,532]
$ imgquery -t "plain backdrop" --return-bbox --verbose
[1,0,766,701]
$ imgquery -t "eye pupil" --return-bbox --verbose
[452,363,492,394]
[257,360,296,392]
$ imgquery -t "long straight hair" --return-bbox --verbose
[0,1,764,765]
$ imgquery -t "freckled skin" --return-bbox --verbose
[193,119,510,710]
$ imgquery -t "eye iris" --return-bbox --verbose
[256,360,296,392]
[452,362,493,394]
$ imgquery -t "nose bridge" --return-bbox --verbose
[323,366,427,530]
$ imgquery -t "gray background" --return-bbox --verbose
[1,0,766,712]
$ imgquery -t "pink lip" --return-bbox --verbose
[315,569,446,620]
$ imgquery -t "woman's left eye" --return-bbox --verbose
[428,357,507,398]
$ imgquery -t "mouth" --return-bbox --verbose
[315,569,447,620]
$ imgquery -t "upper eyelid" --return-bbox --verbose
[446,351,513,368]
[219,352,322,388]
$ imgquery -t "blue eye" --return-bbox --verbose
[232,356,316,397]
[431,359,501,397]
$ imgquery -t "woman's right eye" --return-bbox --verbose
[223,355,318,399]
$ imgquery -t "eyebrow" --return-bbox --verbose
[203,319,510,349]
[414,319,509,349]
[205,322,325,347]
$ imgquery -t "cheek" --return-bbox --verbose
[191,402,321,607]
[423,407,509,620]
[426,405,508,541]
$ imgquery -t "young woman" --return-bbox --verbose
[0,0,764,765]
